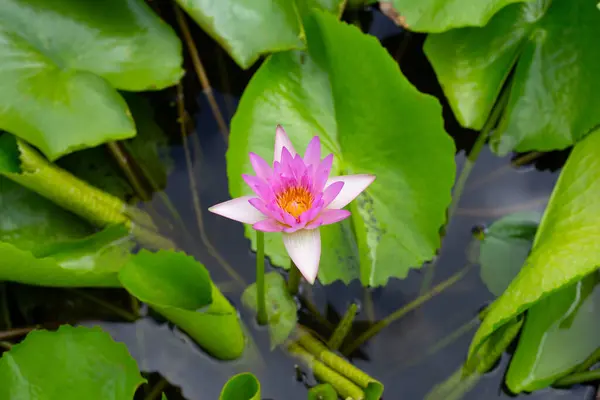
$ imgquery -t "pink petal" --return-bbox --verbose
[305,217,323,229]
[249,152,272,180]
[248,198,285,223]
[322,181,344,207]
[312,154,334,192]
[320,209,351,226]
[242,174,272,201]
[274,125,296,163]
[303,136,321,167]
[283,229,321,284]
[208,196,266,224]
[253,219,285,232]
[325,174,376,209]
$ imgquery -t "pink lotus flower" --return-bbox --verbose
[209,126,375,284]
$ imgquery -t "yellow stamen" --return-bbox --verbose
[277,186,313,218]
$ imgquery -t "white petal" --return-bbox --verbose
[283,229,321,284]
[325,174,376,209]
[274,125,297,163]
[208,196,265,224]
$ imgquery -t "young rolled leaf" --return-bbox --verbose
[468,127,600,365]
[479,212,540,296]
[228,10,455,286]
[219,373,261,400]
[506,272,600,393]
[242,272,297,349]
[0,325,145,400]
[0,0,183,160]
[308,383,338,400]
[119,250,246,360]
[425,0,600,155]
[377,0,532,32]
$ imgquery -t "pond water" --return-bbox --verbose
[11,6,595,400]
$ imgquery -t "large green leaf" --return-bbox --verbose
[505,272,600,393]
[0,0,183,160]
[468,127,600,364]
[425,0,600,155]
[0,325,145,399]
[219,373,261,400]
[479,212,540,296]
[0,176,132,287]
[380,0,532,32]
[176,0,346,69]
[119,250,245,360]
[228,11,455,286]
[242,272,297,349]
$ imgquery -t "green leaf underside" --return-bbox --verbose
[0,325,144,400]
[118,250,245,360]
[0,0,183,160]
[479,212,540,296]
[425,0,600,155]
[506,272,600,393]
[219,373,261,400]
[0,176,131,287]
[242,272,297,349]
[382,0,532,33]
[468,127,600,364]
[228,11,455,286]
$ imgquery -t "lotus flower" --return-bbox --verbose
[209,126,375,284]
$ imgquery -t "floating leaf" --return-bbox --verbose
[219,373,261,400]
[468,127,600,364]
[0,0,183,159]
[242,272,297,349]
[228,10,455,286]
[119,250,245,360]
[0,325,144,400]
[379,0,532,32]
[479,212,540,296]
[506,272,600,393]
[425,0,600,154]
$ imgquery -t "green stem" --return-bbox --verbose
[327,303,358,351]
[342,264,472,356]
[288,342,365,400]
[298,329,381,391]
[420,86,511,293]
[574,347,600,373]
[287,261,302,295]
[255,231,268,325]
[554,369,600,387]
[68,289,138,322]
[106,142,151,202]
[144,377,170,400]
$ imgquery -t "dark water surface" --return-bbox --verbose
[85,6,596,400]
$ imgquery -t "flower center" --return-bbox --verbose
[277,186,313,219]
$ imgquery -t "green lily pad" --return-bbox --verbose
[228,10,455,286]
[175,0,345,69]
[0,0,183,160]
[425,0,600,155]
[506,272,600,393]
[468,127,600,365]
[379,0,532,32]
[219,373,261,400]
[0,325,145,400]
[242,272,297,349]
[119,250,245,360]
[479,212,540,296]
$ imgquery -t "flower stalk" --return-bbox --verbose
[255,231,268,325]
[287,261,302,295]
[327,303,358,351]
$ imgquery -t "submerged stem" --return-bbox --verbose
[554,369,600,387]
[327,303,358,351]
[106,142,151,202]
[420,85,511,293]
[342,264,472,356]
[255,231,268,325]
[287,261,302,295]
[68,289,138,322]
